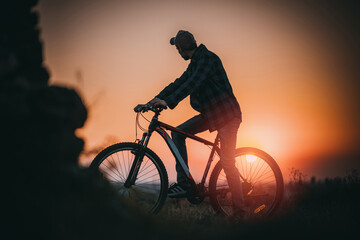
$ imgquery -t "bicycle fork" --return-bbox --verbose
[124,132,151,188]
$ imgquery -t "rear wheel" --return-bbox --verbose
[90,142,168,214]
[209,147,284,218]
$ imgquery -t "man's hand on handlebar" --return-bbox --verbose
[133,104,145,112]
[148,97,167,108]
[133,98,168,113]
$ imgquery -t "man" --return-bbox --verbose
[148,30,245,216]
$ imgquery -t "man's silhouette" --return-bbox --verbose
[148,30,245,216]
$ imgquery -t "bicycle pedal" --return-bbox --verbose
[186,195,203,205]
[186,188,204,204]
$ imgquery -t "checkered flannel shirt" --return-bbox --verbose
[156,44,242,132]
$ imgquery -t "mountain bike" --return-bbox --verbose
[89,104,284,218]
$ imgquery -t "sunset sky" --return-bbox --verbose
[37,0,360,181]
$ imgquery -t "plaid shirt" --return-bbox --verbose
[156,44,242,132]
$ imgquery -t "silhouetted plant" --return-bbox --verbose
[288,167,307,184]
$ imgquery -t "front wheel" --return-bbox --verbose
[209,147,284,218]
[90,142,169,214]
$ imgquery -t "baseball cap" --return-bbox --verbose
[170,30,197,50]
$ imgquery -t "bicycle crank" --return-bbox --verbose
[186,183,205,205]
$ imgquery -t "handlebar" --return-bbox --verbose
[133,104,167,114]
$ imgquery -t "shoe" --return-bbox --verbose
[168,183,189,198]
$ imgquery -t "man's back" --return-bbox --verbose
[157,43,241,132]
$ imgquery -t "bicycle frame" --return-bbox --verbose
[124,112,221,188]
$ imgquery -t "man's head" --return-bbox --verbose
[170,30,197,60]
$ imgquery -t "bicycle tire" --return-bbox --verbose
[209,147,284,218]
[90,142,169,214]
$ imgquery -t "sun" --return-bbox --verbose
[246,154,257,163]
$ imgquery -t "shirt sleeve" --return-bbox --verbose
[164,56,212,109]
[155,66,191,100]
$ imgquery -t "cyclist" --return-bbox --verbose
[148,30,245,217]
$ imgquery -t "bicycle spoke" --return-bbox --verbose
[96,145,166,214]
[253,167,272,183]
[122,150,130,176]
[251,160,267,183]
[253,172,275,185]
[127,151,131,174]
[137,168,159,182]
[244,156,248,180]
[112,154,125,180]
[103,158,120,179]
[136,178,161,185]
[213,150,282,219]
[138,158,152,176]
[248,159,254,181]
[249,157,261,182]
[239,156,245,179]
[248,156,258,182]
[119,151,128,176]
[136,173,160,183]
[102,162,124,182]
[139,166,157,176]
[104,172,122,183]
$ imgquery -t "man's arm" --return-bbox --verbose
[148,66,191,107]
[163,56,212,109]
[155,68,190,100]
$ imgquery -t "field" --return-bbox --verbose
[153,170,360,239]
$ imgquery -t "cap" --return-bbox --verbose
[170,30,196,50]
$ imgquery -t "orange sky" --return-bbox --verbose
[37,0,360,181]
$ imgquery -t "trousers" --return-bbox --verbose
[171,114,244,210]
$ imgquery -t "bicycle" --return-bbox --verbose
[89,104,284,218]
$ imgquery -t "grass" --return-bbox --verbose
[151,169,360,238]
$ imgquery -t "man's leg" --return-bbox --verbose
[218,118,245,215]
[171,115,209,187]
